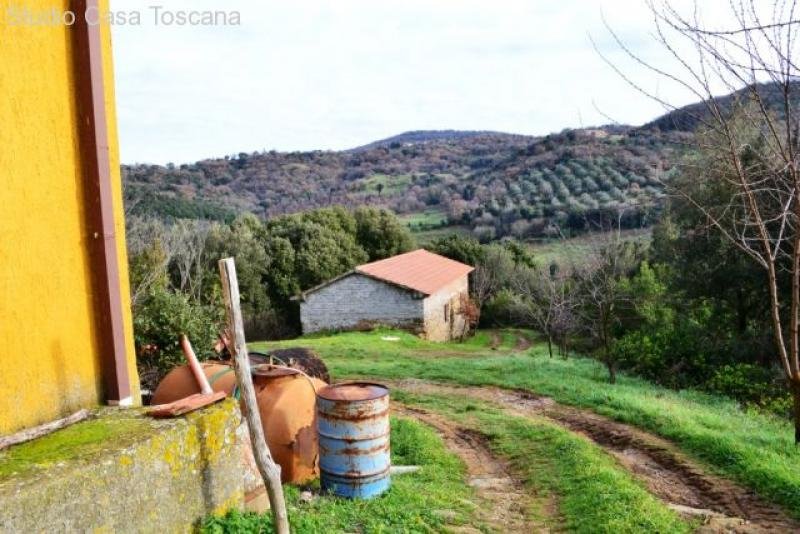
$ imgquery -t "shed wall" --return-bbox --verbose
[422,276,469,341]
[300,274,423,334]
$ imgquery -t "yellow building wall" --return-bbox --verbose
[0,0,140,435]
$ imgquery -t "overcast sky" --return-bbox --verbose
[111,0,731,164]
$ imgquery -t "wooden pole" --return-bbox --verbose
[218,258,289,534]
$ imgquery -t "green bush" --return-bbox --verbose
[611,318,715,389]
[480,288,518,327]
[705,363,791,416]
[133,287,224,379]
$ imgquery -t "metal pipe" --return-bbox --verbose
[180,335,213,395]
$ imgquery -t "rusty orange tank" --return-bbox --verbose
[252,366,326,483]
[151,362,237,403]
[151,363,326,483]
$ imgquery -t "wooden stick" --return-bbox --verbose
[218,258,289,534]
[0,409,91,451]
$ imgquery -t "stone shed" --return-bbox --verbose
[296,249,474,341]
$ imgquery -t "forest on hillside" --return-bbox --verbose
[123,126,690,240]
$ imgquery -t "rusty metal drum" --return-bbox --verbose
[316,382,391,499]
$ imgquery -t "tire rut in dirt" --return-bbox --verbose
[546,408,795,533]
[388,379,799,533]
[393,404,542,533]
[513,333,532,351]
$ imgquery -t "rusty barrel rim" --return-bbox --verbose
[316,381,389,402]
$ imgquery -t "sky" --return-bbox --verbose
[110,0,732,164]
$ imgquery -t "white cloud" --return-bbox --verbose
[110,0,736,164]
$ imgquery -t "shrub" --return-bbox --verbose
[133,286,224,388]
[611,320,715,389]
[705,363,791,416]
[480,288,519,327]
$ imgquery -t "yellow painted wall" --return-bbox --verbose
[0,0,140,435]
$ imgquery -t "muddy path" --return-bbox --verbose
[393,404,547,533]
[488,331,502,350]
[512,331,533,351]
[388,379,799,533]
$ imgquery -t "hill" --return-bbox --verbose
[123,125,689,240]
[642,81,800,132]
[125,82,800,240]
[347,129,522,151]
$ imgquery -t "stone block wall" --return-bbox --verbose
[300,273,424,334]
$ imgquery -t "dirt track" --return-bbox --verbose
[393,404,542,533]
[388,379,799,533]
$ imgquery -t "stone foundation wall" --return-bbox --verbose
[0,400,244,533]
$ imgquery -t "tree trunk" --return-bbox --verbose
[547,335,553,358]
[735,288,748,334]
[793,380,800,445]
[606,360,617,384]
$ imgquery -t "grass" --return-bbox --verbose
[399,209,448,228]
[394,390,694,533]
[203,416,479,533]
[357,173,413,195]
[411,224,473,244]
[524,227,652,265]
[253,328,800,518]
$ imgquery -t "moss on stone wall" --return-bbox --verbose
[0,400,243,532]
[0,415,150,480]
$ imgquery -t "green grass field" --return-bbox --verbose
[399,209,447,226]
[410,224,472,244]
[203,417,479,533]
[524,227,652,265]
[357,173,413,195]
[206,348,696,532]
[253,328,800,520]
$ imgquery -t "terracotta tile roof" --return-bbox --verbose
[356,249,473,296]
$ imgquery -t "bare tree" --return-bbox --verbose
[573,222,641,383]
[602,1,800,440]
[472,245,515,309]
[126,216,176,306]
[454,293,480,340]
[171,219,212,301]
[513,263,578,359]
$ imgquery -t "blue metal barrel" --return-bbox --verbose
[316,382,390,499]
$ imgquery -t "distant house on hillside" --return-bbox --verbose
[296,249,474,341]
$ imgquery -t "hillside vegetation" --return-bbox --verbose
[126,83,800,243]
[123,125,689,241]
